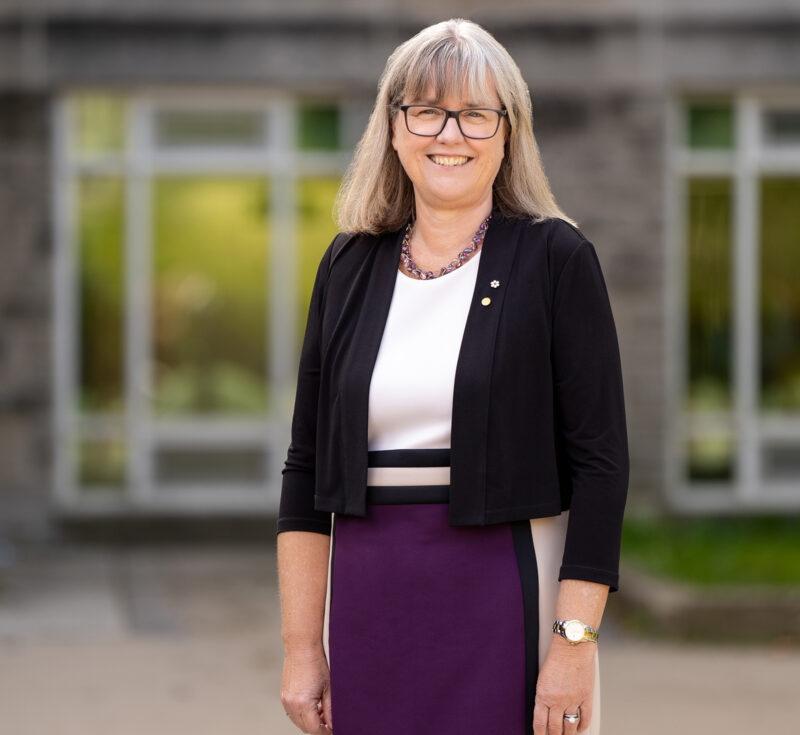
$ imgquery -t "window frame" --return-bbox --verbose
[51,87,352,515]
[666,90,800,513]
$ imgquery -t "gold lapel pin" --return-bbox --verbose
[481,297,492,306]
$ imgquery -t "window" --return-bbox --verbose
[54,91,356,512]
[761,108,800,147]
[671,95,800,509]
[155,109,267,149]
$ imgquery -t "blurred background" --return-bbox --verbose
[1,0,799,733]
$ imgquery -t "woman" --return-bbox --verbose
[277,18,628,735]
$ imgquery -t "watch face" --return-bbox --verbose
[564,620,584,642]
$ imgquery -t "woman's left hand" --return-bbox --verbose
[533,635,596,735]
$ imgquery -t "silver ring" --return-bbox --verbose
[564,712,580,724]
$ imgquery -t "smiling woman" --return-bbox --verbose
[278,17,628,735]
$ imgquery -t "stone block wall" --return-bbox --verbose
[0,92,54,541]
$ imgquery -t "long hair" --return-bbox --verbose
[335,18,578,234]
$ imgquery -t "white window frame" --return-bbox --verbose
[665,88,800,513]
[51,86,352,516]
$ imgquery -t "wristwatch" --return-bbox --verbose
[552,619,599,644]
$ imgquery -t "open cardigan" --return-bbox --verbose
[277,210,629,592]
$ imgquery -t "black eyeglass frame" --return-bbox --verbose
[396,104,509,140]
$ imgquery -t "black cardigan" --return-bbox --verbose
[277,210,629,592]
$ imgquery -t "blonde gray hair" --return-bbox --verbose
[335,18,578,234]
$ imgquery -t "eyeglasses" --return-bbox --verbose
[397,104,508,140]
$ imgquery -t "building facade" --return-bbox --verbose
[1,0,800,540]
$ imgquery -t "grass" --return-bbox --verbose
[620,514,800,587]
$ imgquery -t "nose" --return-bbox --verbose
[436,114,464,143]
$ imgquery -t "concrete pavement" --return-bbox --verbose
[0,544,796,734]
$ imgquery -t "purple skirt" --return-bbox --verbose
[326,448,542,735]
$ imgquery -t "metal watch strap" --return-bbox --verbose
[552,619,599,644]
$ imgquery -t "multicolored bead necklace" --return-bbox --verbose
[400,213,492,280]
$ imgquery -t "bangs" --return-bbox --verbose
[400,39,499,106]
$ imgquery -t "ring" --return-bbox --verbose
[564,712,580,724]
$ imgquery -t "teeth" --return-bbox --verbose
[430,155,470,167]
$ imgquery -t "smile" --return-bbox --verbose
[428,155,472,167]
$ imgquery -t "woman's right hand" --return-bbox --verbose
[280,647,333,733]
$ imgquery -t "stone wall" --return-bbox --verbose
[0,92,53,541]
[531,91,668,510]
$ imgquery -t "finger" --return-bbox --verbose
[312,700,328,733]
[283,701,308,733]
[297,699,323,734]
[548,705,564,735]
[533,702,549,735]
[313,700,331,734]
[563,705,581,735]
[284,709,303,734]
[576,701,592,733]
[314,696,331,732]
[321,682,333,731]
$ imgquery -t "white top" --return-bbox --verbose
[367,248,481,467]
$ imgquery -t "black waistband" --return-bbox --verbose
[365,484,450,505]
[367,448,451,468]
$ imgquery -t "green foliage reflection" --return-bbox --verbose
[78,177,125,413]
[760,177,800,411]
[687,102,734,150]
[152,176,270,415]
[73,94,127,154]
[687,178,733,412]
[297,178,341,345]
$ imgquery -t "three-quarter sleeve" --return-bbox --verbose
[276,243,335,535]
[551,238,629,592]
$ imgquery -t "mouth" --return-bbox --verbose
[427,154,472,168]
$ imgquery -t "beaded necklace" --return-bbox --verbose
[400,213,492,280]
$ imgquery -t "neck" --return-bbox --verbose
[410,196,494,259]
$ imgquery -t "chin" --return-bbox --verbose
[424,186,476,205]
